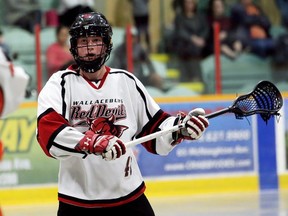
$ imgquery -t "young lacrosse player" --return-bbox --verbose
[36,12,209,216]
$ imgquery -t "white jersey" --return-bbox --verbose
[37,65,177,208]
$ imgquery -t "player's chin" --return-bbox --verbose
[81,56,97,61]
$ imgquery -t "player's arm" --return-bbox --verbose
[140,109,209,156]
[133,80,208,155]
[37,106,85,159]
[37,75,125,160]
[37,108,126,160]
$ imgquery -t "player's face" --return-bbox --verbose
[76,36,107,61]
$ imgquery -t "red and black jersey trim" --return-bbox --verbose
[60,71,80,117]
[109,70,171,154]
[109,70,153,120]
[81,66,110,89]
[137,109,171,154]
[58,181,146,208]
[37,108,85,158]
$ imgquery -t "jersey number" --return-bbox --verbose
[124,156,132,177]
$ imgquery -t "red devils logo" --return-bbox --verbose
[87,115,128,137]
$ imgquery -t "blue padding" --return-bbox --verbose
[257,115,278,190]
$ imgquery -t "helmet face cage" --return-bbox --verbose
[69,12,113,73]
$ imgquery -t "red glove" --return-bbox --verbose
[76,130,126,160]
[172,108,209,145]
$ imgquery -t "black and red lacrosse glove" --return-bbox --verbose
[172,108,209,145]
[75,130,126,160]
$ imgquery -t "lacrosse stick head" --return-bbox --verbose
[230,81,283,123]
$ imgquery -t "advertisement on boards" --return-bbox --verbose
[1,97,287,187]
[136,101,257,177]
[0,104,59,188]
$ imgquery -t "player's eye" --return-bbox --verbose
[78,38,88,45]
[92,38,103,45]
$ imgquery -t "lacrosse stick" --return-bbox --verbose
[126,80,283,148]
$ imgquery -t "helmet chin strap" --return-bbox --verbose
[77,56,106,73]
[77,44,108,73]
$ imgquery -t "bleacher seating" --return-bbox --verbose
[3,26,35,58]
[165,85,199,97]
[201,53,274,94]
[270,25,287,39]
[273,81,288,92]
[106,27,125,66]
[2,26,37,91]
[2,25,58,91]
[1,19,286,98]
[38,0,57,11]
[40,27,57,82]
[40,27,57,53]
[146,86,166,97]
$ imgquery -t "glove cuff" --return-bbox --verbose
[75,131,99,153]
[172,111,197,145]
[171,113,184,146]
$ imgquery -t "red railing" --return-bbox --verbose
[34,23,223,94]
[34,24,42,94]
[213,21,222,94]
[126,25,134,73]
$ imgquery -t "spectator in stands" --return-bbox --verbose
[172,0,209,82]
[46,25,74,78]
[230,0,275,58]
[271,22,288,79]
[4,0,42,34]
[129,0,151,52]
[110,27,165,92]
[205,0,244,59]
[172,0,210,16]
[57,0,95,27]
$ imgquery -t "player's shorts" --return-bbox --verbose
[57,193,155,216]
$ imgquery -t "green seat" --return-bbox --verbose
[273,81,288,93]
[3,26,35,57]
[146,86,166,98]
[40,27,57,53]
[165,85,199,97]
[270,25,287,39]
[201,53,273,94]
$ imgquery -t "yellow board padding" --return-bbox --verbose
[0,185,58,206]
[145,175,259,197]
[19,101,37,108]
[0,175,259,206]
[279,174,288,189]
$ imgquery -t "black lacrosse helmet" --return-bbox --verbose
[69,12,113,73]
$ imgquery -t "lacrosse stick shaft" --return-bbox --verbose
[205,107,230,119]
[125,108,230,148]
[125,81,283,148]
[125,123,186,148]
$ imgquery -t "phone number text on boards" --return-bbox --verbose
[198,129,251,143]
